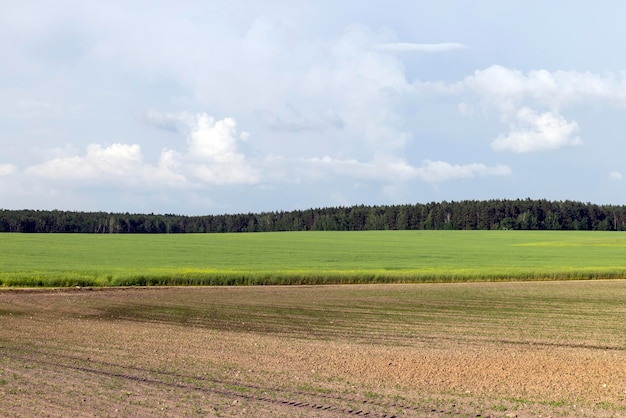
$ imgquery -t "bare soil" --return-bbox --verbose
[0,283,624,417]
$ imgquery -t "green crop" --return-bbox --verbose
[1,230,626,287]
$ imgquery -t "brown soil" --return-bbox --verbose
[0,284,624,417]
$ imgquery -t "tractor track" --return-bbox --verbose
[0,344,454,417]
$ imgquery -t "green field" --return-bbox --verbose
[1,230,626,286]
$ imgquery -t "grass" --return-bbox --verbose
[1,230,626,286]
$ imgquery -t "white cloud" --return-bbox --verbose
[492,107,581,153]
[609,171,623,180]
[26,113,259,187]
[305,156,511,184]
[14,3,626,212]
[25,142,186,188]
[413,160,512,183]
[145,149,187,186]
[460,65,626,112]
[0,164,16,176]
[27,143,143,179]
[375,42,467,52]
[453,66,626,154]
[86,143,142,175]
[24,131,510,196]
[185,113,259,185]
[188,115,242,163]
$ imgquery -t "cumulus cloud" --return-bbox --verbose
[86,143,143,175]
[448,65,626,153]
[491,107,581,153]
[188,115,241,162]
[184,113,259,185]
[27,143,142,179]
[26,113,259,187]
[0,164,16,176]
[144,149,187,186]
[25,142,186,188]
[609,171,623,180]
[375,42,467,52]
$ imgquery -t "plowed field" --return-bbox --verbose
[1,281,625,417]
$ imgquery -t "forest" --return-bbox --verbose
[1,199,626,233]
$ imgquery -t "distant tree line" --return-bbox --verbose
[1,199,626,233]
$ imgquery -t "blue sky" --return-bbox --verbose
[2,1,626,215]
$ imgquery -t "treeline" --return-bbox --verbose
[2,199,626,233]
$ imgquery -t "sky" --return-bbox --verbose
[2,1,626,215]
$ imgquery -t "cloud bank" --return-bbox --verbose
[4,3,626,213]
